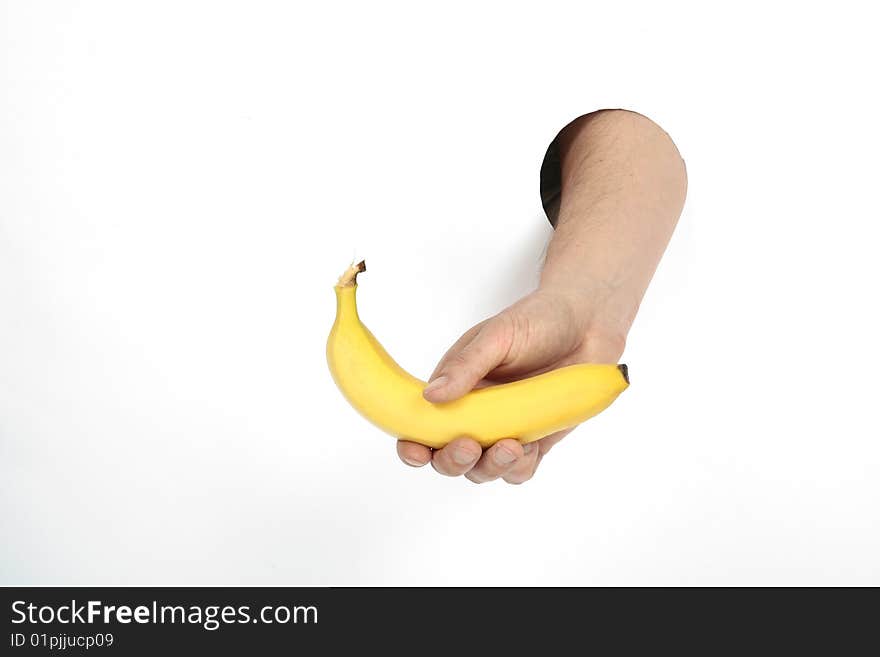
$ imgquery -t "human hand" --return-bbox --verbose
[397,287,626,484]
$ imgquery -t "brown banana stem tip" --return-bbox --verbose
[337,260,366,287]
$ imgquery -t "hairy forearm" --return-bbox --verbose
[539,109,687,346]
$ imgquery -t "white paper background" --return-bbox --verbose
[2,1,878,585]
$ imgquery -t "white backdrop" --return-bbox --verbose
[2,1,878,585]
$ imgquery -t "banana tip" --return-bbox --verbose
[617,363,629,384]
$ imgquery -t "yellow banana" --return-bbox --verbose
[326,261,629,449]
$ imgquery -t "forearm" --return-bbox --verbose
[539,110,687,346]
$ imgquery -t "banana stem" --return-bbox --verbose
[337,260,366,287]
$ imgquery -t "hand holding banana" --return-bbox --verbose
[326,261,629,483]
[326,113,685,483]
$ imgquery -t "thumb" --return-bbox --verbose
[422,318,511,403]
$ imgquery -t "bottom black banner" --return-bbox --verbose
[1,587,876,653]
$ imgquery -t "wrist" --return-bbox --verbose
[537,282,630,362]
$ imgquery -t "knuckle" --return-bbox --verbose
[484,317,515,358]
[469,470,498,484]
[430,460,455,477]
[447,350,470,367]
[503,462,538,485]
[479,458,502,473]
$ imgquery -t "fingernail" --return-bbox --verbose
[452,447,476,465]
[494,446,516,465]
[523,442,536,455]
[423,375,449,398]
[403,457,425,468]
